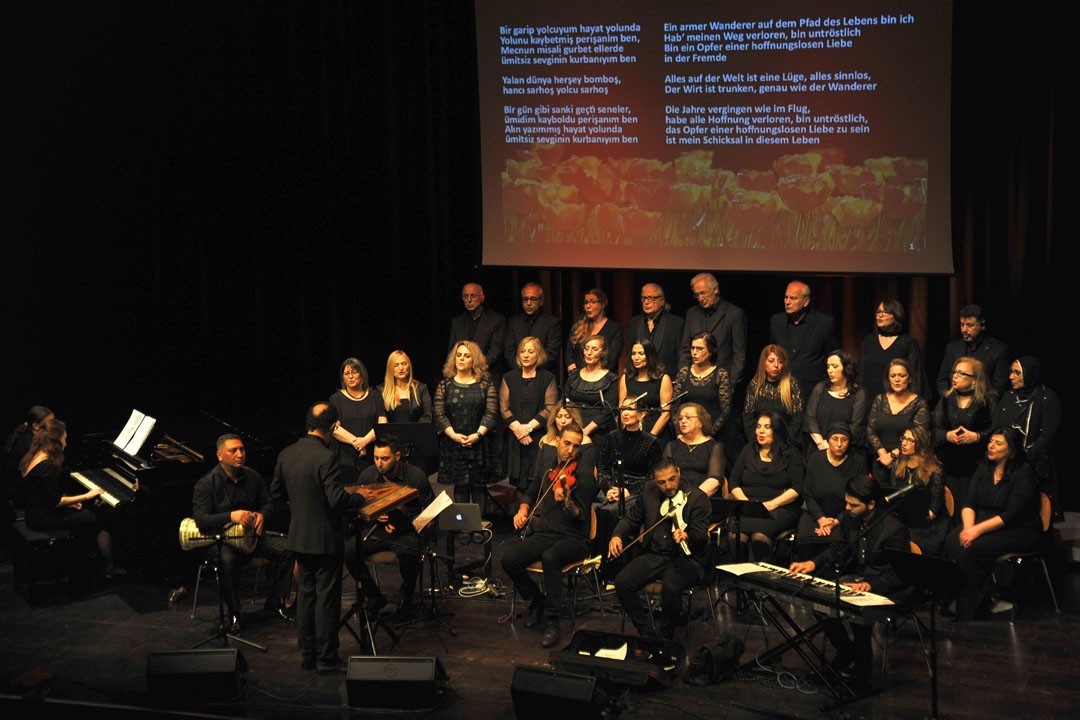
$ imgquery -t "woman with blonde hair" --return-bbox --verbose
[500,337,559,492]
[743,344,804,445]
[377,350,432,423]
[932,356,995,505]
[434,341,501,502]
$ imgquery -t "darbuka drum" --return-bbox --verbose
[178,517,257,554]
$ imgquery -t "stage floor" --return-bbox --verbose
[2,485,1078,720]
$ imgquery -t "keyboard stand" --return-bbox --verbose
[738,590,859,709]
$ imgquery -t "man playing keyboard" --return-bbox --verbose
[788,475,910,688]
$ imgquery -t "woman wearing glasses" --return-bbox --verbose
[932,357,996,505]
[857,299,928,401]
[663,402,725,496]
[329,357,383,484]
[566,288,623,373]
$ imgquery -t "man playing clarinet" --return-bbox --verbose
[608,457,712,639]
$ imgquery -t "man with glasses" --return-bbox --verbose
[504,282,562,373]
[627,282,684,377]
[449,282,507,381]
[934,304,1010,398]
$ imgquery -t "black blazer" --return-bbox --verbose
[504,311,563,372]
[680,299,748,387]
[627,310,685,377]
[449,307,507,373]
[769,309,839,395]
[271,435,365,555]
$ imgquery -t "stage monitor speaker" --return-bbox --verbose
[510,665,603,720]
[146,649,241,704]
[346,656,449,710]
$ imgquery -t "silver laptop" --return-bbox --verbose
[438,503,484,532]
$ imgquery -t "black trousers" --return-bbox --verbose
[502,532,588,621]
[614,552,703,633]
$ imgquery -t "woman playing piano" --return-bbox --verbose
[12,417,127,587]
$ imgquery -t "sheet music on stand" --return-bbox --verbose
[112,409,157,456]
[412,490,453,533]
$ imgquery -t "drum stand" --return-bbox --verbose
[192,535,267,653]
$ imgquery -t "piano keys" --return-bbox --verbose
[70,467,137,507]
[716,561,894,622]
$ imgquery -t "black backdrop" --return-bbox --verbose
[10,2,1063,500]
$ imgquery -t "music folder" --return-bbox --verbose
[412,491,453,533]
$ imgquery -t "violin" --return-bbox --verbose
[548,460,579,493]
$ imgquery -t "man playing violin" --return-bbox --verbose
[608,457,712,639]
[503,421,597,649]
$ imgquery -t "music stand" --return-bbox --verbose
[191,535,267,654]
[710,497,770,613]
[397,495,458,637]
[710,497,770,562]
[339,564,399,655]
[886,549,960,720]
[377,423,440,476]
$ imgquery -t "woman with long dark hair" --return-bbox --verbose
[858,299,928,401]
[727,411,804,562]
[945,427,1041,621]
[566,288,623,372]
[619,338,674,443]
[893,425,950,556]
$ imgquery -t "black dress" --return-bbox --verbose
[866,393,930,488]
[797,449,867,554]
[804,382,869,449]
[932,391,993,504]
[891,464,950,556]
[728,444,805,539]
[499,369,558,490]
[623,374,671,444]
[376,382,433,423]
[564,369,619,440]
[433,377,502,487]
[663,437,725,492]
[742,378,805,445]
[671,365,732,437]
[858,332,928,400]
[328,389,382,484]
[568,320,624,372]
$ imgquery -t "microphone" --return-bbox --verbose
[665,390,689,407]
[628,392,648,405]
[884,483,918,503]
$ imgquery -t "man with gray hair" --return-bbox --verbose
[679,272,747,388]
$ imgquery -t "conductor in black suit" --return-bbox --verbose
[449,282,507,380]
[271,402,366,674]
[769,280,838,398]
[504,282,562,373]
[679,272,747,388]
[627,282,684,377]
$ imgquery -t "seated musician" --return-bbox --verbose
[13,416,127,589]
[788,475,911,686]
[193,433,296,635]
[505,421,597,649]
[343,434,433,623]
[594,400,662,580]
[608,457,712,639]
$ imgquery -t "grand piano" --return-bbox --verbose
[69,410,278,584]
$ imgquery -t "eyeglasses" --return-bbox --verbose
[875,309,894,316]
[343,369,361,377]
[952,370,975,378]
[521,296,541,302]
[640,294,663,302]
[583,299,601,305]
[679,414,699,421]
